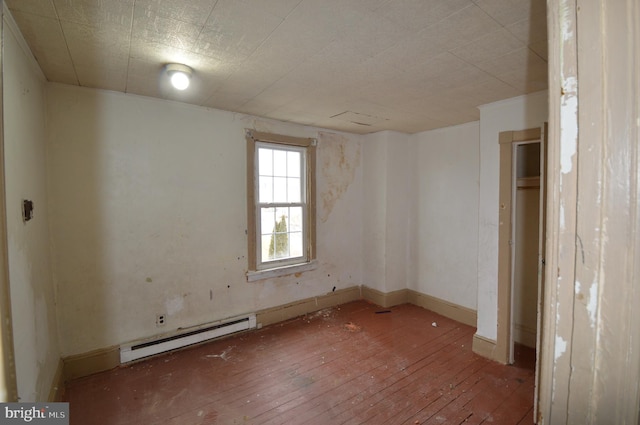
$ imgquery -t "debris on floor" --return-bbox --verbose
[205,346,234,361]
[344,322,361,332]
[432,322,438,327]
[65,301,536,424]
[305,308,333,323]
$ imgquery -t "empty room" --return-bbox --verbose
[0,0,638,424]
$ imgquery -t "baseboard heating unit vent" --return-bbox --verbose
[120,314,257,363]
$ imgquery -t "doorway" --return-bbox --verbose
[511,142,541,362]
[496,127,546,366]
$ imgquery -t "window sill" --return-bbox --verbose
[246,260,318,282]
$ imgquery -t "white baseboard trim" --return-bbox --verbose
[62,285,485,380]
[407,290,477,328]
[472,333,498,361]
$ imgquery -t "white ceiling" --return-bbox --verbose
[5,0,548,134]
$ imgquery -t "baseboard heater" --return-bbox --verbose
[120,314,257,363]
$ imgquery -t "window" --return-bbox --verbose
[246,130,316,280]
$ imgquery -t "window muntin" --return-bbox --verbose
[258,146,303,204]
[257,143,306,267]
[246,130,316,275]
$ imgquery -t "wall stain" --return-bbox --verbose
[318,132,361,222]
[239,116,275,134]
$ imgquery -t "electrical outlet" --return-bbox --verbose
[156,314,166,326]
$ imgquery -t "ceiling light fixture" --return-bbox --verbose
[165,63,193,90]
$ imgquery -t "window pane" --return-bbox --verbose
[260,207,276,237]
[261,234,273,261]
[275,207,289,224]
[250,134,314,271]
[273,177,287,202]
[258,148,273,176]
[273,233,289,258]
[287,151,301,177]
[265,208,289,260]
[290,232,303,257]
[259,176,273,203]
[273,150,287,177]
[287,177,301,202]
[289,206,303,232]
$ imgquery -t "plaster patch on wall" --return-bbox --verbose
[560,77,578,174]
[318,132,361,223]
[555,335,567,360]
[165,295,184,316]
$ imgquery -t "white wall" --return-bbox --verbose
[368,93,546,331]
[362,131,410,293]
[409,122,480,309]
[362,132,387,292]
[46,85,364,356]
[383,133,411,293]
[476,91,548,340]
[44,84,547,357]
[3,11,60,401]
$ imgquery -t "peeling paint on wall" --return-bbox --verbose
[318,132,361,222]
[587,280,598,328]
[555,335,567,360]
[560,2,574,42]
[560,77,577,174]
[575,280,597,328]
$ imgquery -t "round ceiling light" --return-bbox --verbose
[165,63,193,90]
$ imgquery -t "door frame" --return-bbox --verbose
[496,127,542,364]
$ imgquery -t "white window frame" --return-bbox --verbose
[245,130,316,281]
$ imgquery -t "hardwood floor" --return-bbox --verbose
[65,300,535,424]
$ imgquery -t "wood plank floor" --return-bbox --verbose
[65,300,535,425]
